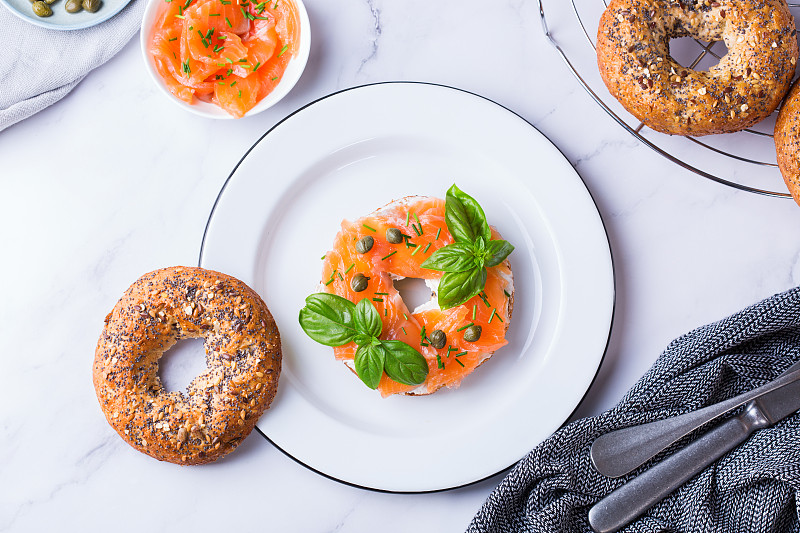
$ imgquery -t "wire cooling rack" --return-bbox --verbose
[539,0,800,198]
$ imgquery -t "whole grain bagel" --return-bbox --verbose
[597,0,798,136]
[93,266,281,465]
[775,79,800,205]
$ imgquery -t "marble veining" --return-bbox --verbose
[3,0,800,530]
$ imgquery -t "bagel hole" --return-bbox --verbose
[393,277,434,313]
[669,37,725,71]
[158,337,208,392]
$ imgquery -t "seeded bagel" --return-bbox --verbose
[597,0,798,136]
[775,80,800,205]
[93,266,281,465]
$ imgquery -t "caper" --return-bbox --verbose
[82,0,101,12]
[463,325,482,343]
[429,329,447,350]
[351,273,369,293]
[32,1,52,16]
[65,0,82,11]
[386,228,403,244]
[355,235,374,254]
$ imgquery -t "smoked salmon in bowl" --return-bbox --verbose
[140,0,310,118]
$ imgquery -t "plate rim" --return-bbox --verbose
[198,80,616,493]
[0,0,134,31]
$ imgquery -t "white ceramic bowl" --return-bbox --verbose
[140,0,310,119]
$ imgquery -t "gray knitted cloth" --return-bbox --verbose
[468,286,800,533]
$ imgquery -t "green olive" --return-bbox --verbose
[351,273,369,293]
[355,235,374,254]
[429,329,446,350]
[32,1,52,15]
[82,0,100,12]
[463,325,482,343]
[65,0,81,12]
[386,228,403,244]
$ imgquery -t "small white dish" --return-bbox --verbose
[139,0,310,119]
[0,0,133,31]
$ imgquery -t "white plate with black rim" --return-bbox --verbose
[199,81,615,492]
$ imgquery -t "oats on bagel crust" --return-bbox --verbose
[597,0,798,136]
[93,266,281,465]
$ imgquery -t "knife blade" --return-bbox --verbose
[591,359,800,478]
[588,373,800,533]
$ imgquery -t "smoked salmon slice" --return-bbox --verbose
[148,0,301,117]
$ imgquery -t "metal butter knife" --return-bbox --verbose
[588,370,800,533]
[591,359,800,478]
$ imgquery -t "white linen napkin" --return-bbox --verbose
[0,0,145,132]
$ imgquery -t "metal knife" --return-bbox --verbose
[591,359,800,478]
[588,372,800,533]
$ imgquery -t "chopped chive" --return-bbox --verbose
[225,16,232,26]
[421,342,429,347]
[437,355,445,369]
[278,44,289,57]
[411,246,422,256]
[455,351,467,358]
[479,292,491,307]
[337,272,344,281]
[252,61,261,71]
[174,13,185,18]
[362,224,376,232]
[494,312,504,323]
[182,60,191,74]
[413,212,422,233]
[384,308,388,317]
[237,89,242,98]
[472,305,477,321]
[220,0,230,3]
[405,212,411,226]
[213,45,224,53]
[324,278,335,286]
[381,251,397,261]
[504,289,511,298]
[344,263,355,274]
[420,325,426,340]
[435,227,441,240]
[406,242,417,248]
[455,358,465,367]
[372,297,384,302]
[375,292,389,296]
[230,81,238,87]
[403,312,408,320]
[168,36,178,41]
[456,322,474,332]
[411,224,422,237]
[402,327,407,335]
[422,243,431,254]
[488,308,497,324]
[271,76,279,81]
[206,28,214,38]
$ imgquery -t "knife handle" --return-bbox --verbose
[588,402,769,533]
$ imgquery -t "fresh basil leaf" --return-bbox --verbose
[298,293,358,346]
[353,333,373,346]
[445,184,491,244]
[382,340,428,386]
[354,343,386,389]
[437,267,487,310]
[484,239,515,267]
[420,242,475,272]
[354,298,383,338]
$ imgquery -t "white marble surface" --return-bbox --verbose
[3,0,800,531]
